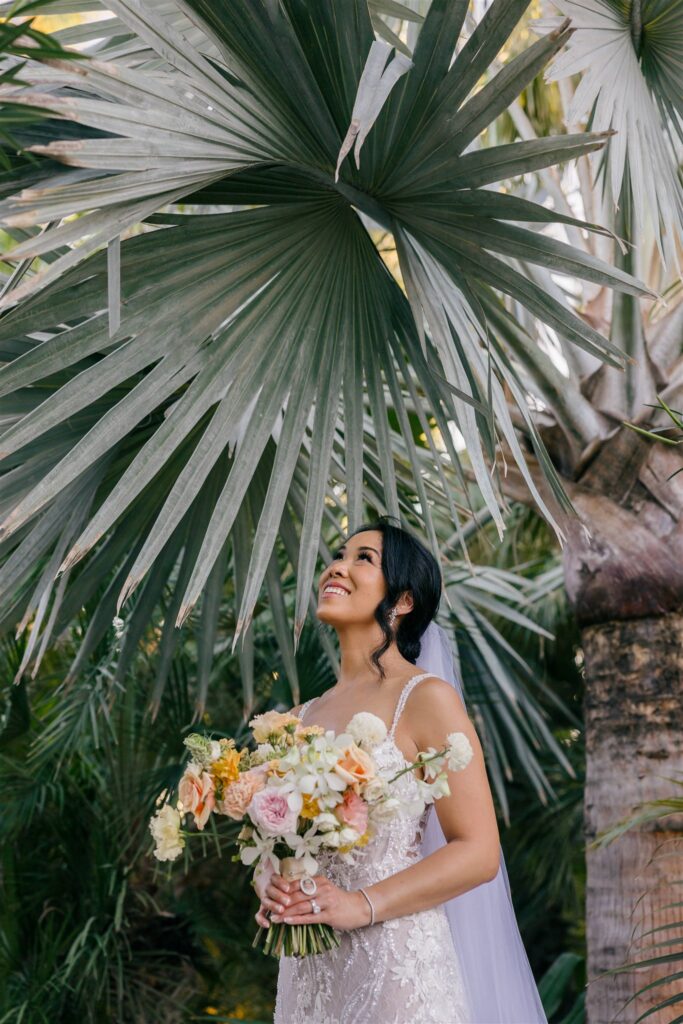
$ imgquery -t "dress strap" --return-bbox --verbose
[296,696,318,724]
[388,673,434,739]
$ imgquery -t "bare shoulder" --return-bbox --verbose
[289,703,303,717]
[408,675,478,749]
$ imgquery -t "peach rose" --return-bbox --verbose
[178,764,215,830]
[334,788,369,834]
[334,742,376,793]
[217,767,267,820]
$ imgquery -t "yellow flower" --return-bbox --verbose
[300,794,320,819]
[211,748,241,784]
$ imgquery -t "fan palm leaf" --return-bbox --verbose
[0,0,648,698]
[545,0,683,269]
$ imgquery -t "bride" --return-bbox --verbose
[256,518,547,1024]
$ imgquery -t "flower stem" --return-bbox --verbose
[386,745,447,783]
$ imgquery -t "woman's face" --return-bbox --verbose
[316,530,387,626]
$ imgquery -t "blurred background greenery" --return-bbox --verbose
[0,502,588,1023]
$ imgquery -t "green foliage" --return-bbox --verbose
[0,0,648,703]
[0,500,589,1020]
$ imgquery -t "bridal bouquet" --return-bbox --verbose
[149,707,473,958]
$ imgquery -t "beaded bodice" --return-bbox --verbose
[297,673,434,888]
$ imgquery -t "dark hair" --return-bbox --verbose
[344,515,442,680]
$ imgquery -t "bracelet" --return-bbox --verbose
[357,887,375,926]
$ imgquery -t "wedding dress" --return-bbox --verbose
[273,672,472,1024]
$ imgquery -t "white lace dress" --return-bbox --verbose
[273,673,471,1024]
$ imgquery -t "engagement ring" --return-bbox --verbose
[310,899,321,914]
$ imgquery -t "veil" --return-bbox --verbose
[417,620,548,1023]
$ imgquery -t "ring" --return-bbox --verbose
[300,876,318,896]
[310,899,321,914]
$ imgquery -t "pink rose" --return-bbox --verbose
[247,787,298,837]
[334,789,368,834]
[178,764,215,830]
[217,767,267,820]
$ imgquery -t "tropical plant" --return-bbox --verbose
[1,1,682,1020]
[0,521,583,1022]
[0,0,643,692]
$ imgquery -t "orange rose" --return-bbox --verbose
[334,743,376,794]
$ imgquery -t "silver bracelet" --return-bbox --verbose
[357,887,375,926]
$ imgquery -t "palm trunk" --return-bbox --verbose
[496,425,683,1023]
[560,432,683,1023]
[581,613,683,1023]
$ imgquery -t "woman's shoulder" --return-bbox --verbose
[407,674,473,736]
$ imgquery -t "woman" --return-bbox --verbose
[259,518,545,1023]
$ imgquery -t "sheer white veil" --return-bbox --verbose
[418,620,548,1023]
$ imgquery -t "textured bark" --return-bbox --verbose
[493,425,683,1024]
[582,614,683,1024]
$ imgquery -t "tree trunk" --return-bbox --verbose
[496,428,683,1023]
[560,431,683,1023]
[581,613,683,1023]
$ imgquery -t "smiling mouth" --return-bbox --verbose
[321,585,350,598]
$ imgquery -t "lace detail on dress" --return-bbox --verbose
[274,676,471,1024]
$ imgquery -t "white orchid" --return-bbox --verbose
[281,824,323,876]
[239,828,277,868]
[269,734,348,811]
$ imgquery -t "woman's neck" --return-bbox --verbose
[334,624,411,690]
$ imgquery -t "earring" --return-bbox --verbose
[388,607,397,627]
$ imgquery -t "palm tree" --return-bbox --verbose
[0,1,681,1021]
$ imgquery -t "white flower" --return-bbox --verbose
[368,796,402,823]
[281,826,321,875]
[346,711,387,750]
[209,739,222,761]
[322,830,341,848]
[338,826,360,845]
[267,734,347,810]
[149,804,184,862]
[418,747,443,780]
[446,732,473,772]
[363,775,389,803]
[427,774,450,801]
[314,812,341,832]
[239,829,276,867]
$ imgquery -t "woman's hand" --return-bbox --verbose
[254,871,372,932]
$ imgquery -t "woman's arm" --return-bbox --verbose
[362,677,500,923]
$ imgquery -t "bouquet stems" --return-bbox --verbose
[252,919,341,959]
